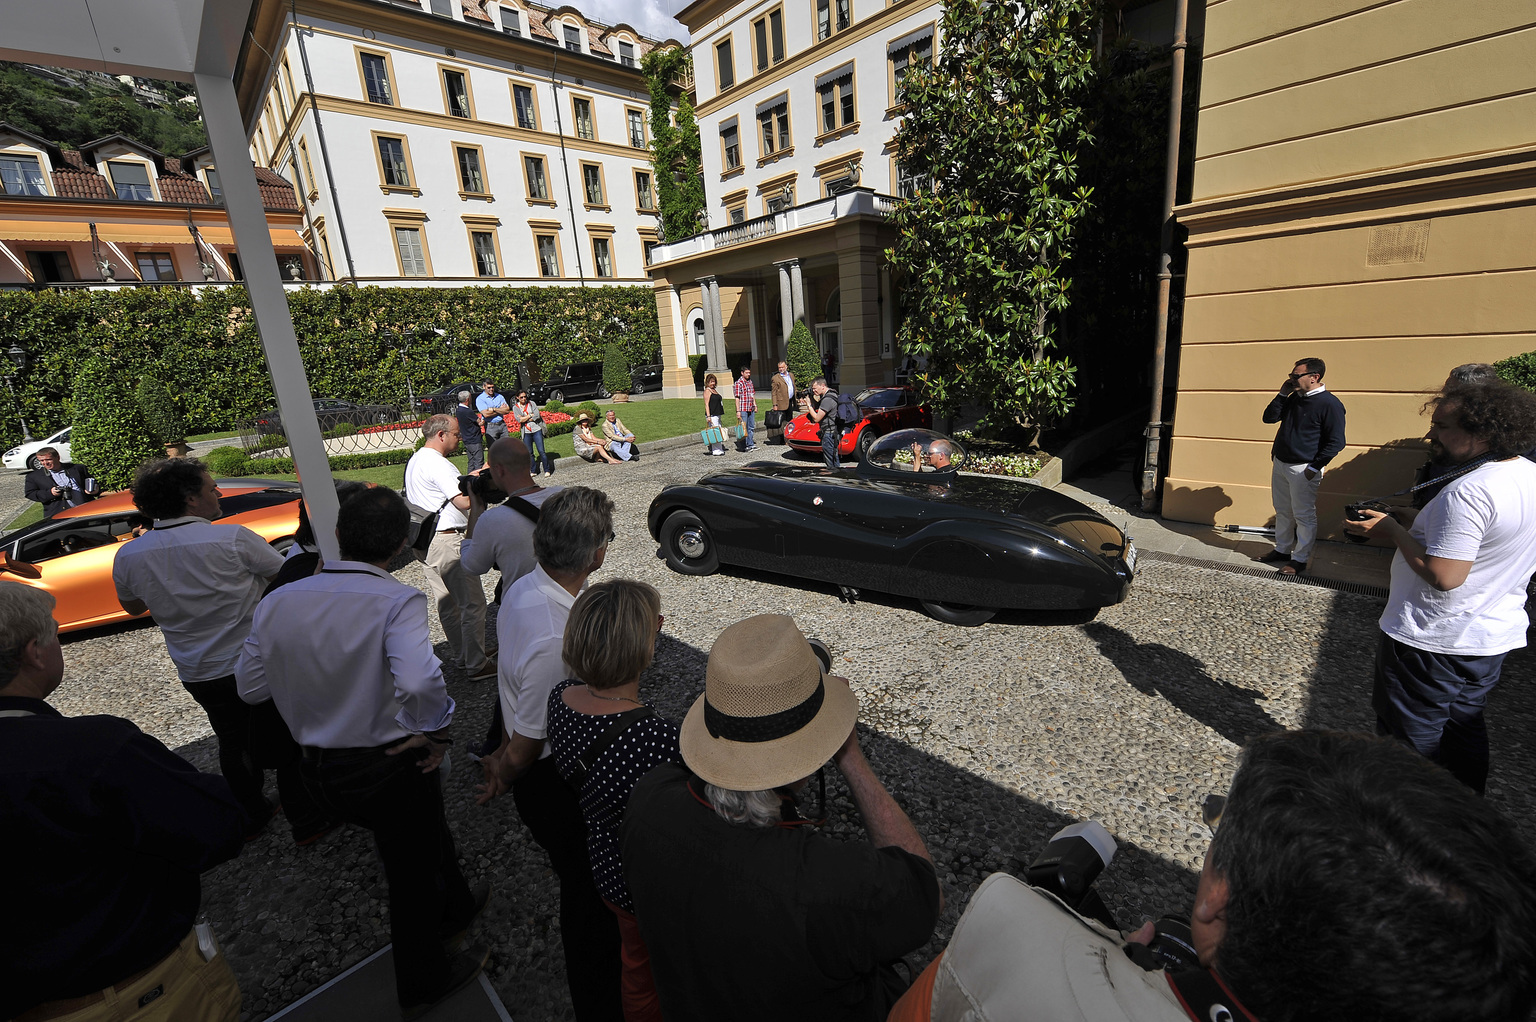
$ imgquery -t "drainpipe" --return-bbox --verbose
[292,0,358,282]
[547,51,587,285]
[1140,0,1190,511]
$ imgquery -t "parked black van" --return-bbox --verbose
[528,361,606,403]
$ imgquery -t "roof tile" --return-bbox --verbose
[255,167,302,211]
[52,150,113,200]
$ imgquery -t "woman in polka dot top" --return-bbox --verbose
[548,579,680,1022]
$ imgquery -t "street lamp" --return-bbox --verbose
[3,344,33,442]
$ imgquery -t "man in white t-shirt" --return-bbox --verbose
[405,414,492,681]
[473,486,621,1019]
[1345,380,1536,794]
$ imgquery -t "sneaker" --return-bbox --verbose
[467,661,498,682]
[399,944,489,1021]
[442,881,492,952]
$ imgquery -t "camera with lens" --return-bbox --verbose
[458,472,507,505]
[1343,499,1392,543]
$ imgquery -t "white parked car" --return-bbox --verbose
[4,426,73,471]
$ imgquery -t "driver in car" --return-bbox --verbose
[910,438,954,472]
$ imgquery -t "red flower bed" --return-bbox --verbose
[541,411,573,424]
[359,418,426,435]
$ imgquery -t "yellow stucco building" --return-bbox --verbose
[1161,0,1535,530]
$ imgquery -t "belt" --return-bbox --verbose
[13,930,191,1022]
[439,527,465,534]
[300,742,400,765]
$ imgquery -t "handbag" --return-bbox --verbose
[731,423,747,441]
[765,409,785,430]
[403,493,453,556]
[701,427,724,447]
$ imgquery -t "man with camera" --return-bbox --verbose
[405,414,492,681]
[24,446,96,519]
[889,729,1536,1022]
[1257,357,1346,576]
[1343,379,1536,794]
[461,435,562,603]
[621,614,943,1021]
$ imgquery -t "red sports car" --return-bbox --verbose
[784,387,933,460]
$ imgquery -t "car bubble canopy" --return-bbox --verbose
[862,429,967,476]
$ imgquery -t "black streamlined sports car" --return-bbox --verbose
[647,429,1136,625]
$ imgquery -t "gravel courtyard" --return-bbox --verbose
[46,443,1536,1021]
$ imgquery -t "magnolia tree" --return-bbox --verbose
[888,0,1100,439]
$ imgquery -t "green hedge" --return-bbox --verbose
[1494,351,1536,392]
[0,284,660,453]
[207,445,418,478]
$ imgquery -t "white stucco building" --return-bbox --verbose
[235,0,676,286]
[647,0,942,397]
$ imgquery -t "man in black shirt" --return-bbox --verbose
[455,389,485,472]
[0,581,246,1021]
[621,614,942,1021]
[1258,357,1346,575]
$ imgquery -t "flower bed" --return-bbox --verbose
[954,430,1046,479]
[359,419,426,435]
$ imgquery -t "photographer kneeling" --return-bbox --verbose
[890,729,1536,1022]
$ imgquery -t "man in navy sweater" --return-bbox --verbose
[1259,357,1346,575]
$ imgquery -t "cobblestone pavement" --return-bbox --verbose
[48,441,1536,1021]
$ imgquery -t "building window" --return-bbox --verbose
[818,68,855,134]
[25,251,73,282]
[513,84,537,130]
[428,0,452,15]
[825,173,855,195]
[890,31,933,102]
[563,24,581,52]
[360,52,393,105]
[816,0,850,40]
[627,108,647,149]
[721,122,740,171]
[203,167,221,200]
[471,231,499,276]
[0,154,48,195]
[136,252,176,280]
[728,206,746,224]
[896,161,930,199]
[618,41,636,67]
[377,136,410,187]
[524,155,549,200]
[443,69,471,118]
[766,183,795,213]
[642,239,657,265]
[592,237,613,277]
[715,39,735,91]
[394,227,428,276]
[634,170,654,210]
[691,312,706,355]
[758,99,790,157]
[456,146,485,193]
[108,161,154,201]
[536,233,561,277]
[581,162,605,206]
[752,7,785,73]
[282,59,297,109]
[227,251,245,280]
[573,97,595,140]
[298,140,318,198]
[501,5,521,33]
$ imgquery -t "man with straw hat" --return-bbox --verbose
[621,614,942,1021]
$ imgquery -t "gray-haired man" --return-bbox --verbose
[455,390,485,472]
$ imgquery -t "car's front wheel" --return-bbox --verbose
[549,389,566,404]
[660,510,719,575]
[857,427,878,461]
[270,535,296,555]
[920,600,997,627]
[25,454,37,471]
[632,381,646,395]
[597,386,611,400]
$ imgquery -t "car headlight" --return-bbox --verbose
[3,447,18,458]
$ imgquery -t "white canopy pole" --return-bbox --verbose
[195,73,340,561]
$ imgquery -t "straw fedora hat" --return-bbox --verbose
[680,614,858,791]
[577,412,593,423]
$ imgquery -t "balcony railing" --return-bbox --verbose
[649,187,896,265]
[714,212,779,250]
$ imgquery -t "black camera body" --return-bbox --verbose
[458,473,508,505]
[1343,499,1391,543]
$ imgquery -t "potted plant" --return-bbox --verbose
[602,341,632,403]
[135,376,191,457]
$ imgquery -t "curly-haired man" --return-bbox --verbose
[1345,379,1536,792]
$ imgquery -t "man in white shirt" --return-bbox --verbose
[1345,380,1536,794]
[112,459,326,842]
[405,414,492,681]
[476,485,621,1021]
[236,486,489,1019]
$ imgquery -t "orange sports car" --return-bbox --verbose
[0,480,303,633]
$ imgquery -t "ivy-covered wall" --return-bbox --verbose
[0,284,660,451]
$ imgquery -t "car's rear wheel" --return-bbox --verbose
[632,381,646,395]
[921,600,997,627]
[270,535,296,555]
[597,386,611,400]
[550,389,566,404]
[375,412,390,424]
[660,510,719,575]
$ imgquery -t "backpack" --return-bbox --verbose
[835,391,859,425]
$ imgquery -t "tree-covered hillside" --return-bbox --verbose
[0,62,207,153]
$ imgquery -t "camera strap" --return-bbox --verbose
[1165,967,1260,1022]
[1365,452,1496,504]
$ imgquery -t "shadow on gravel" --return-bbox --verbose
[59,616,159,646]
[187,629,1203,1021]
[1082,622,1282,746]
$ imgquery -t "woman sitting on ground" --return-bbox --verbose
[547,579,681,1022]
[573,413,620,464]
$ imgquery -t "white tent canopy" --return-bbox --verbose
[0,0,341,558]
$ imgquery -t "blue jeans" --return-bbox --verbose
[523,429,551,473]
[464,438,484,472]
[821,425,840,470]
[740,410,757,448]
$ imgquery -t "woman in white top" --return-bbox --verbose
[573,414,620,464]
[513,389,552,476]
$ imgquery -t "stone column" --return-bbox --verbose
[774,259,795,340]
[661,283,693,398]
[789,259,806,327]
[700,275,728,378]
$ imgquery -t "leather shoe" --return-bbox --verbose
[442,881,491,952]
[1256,549,1291,564]
[400,944,489,1021]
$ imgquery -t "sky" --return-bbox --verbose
[582,0,690,42]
